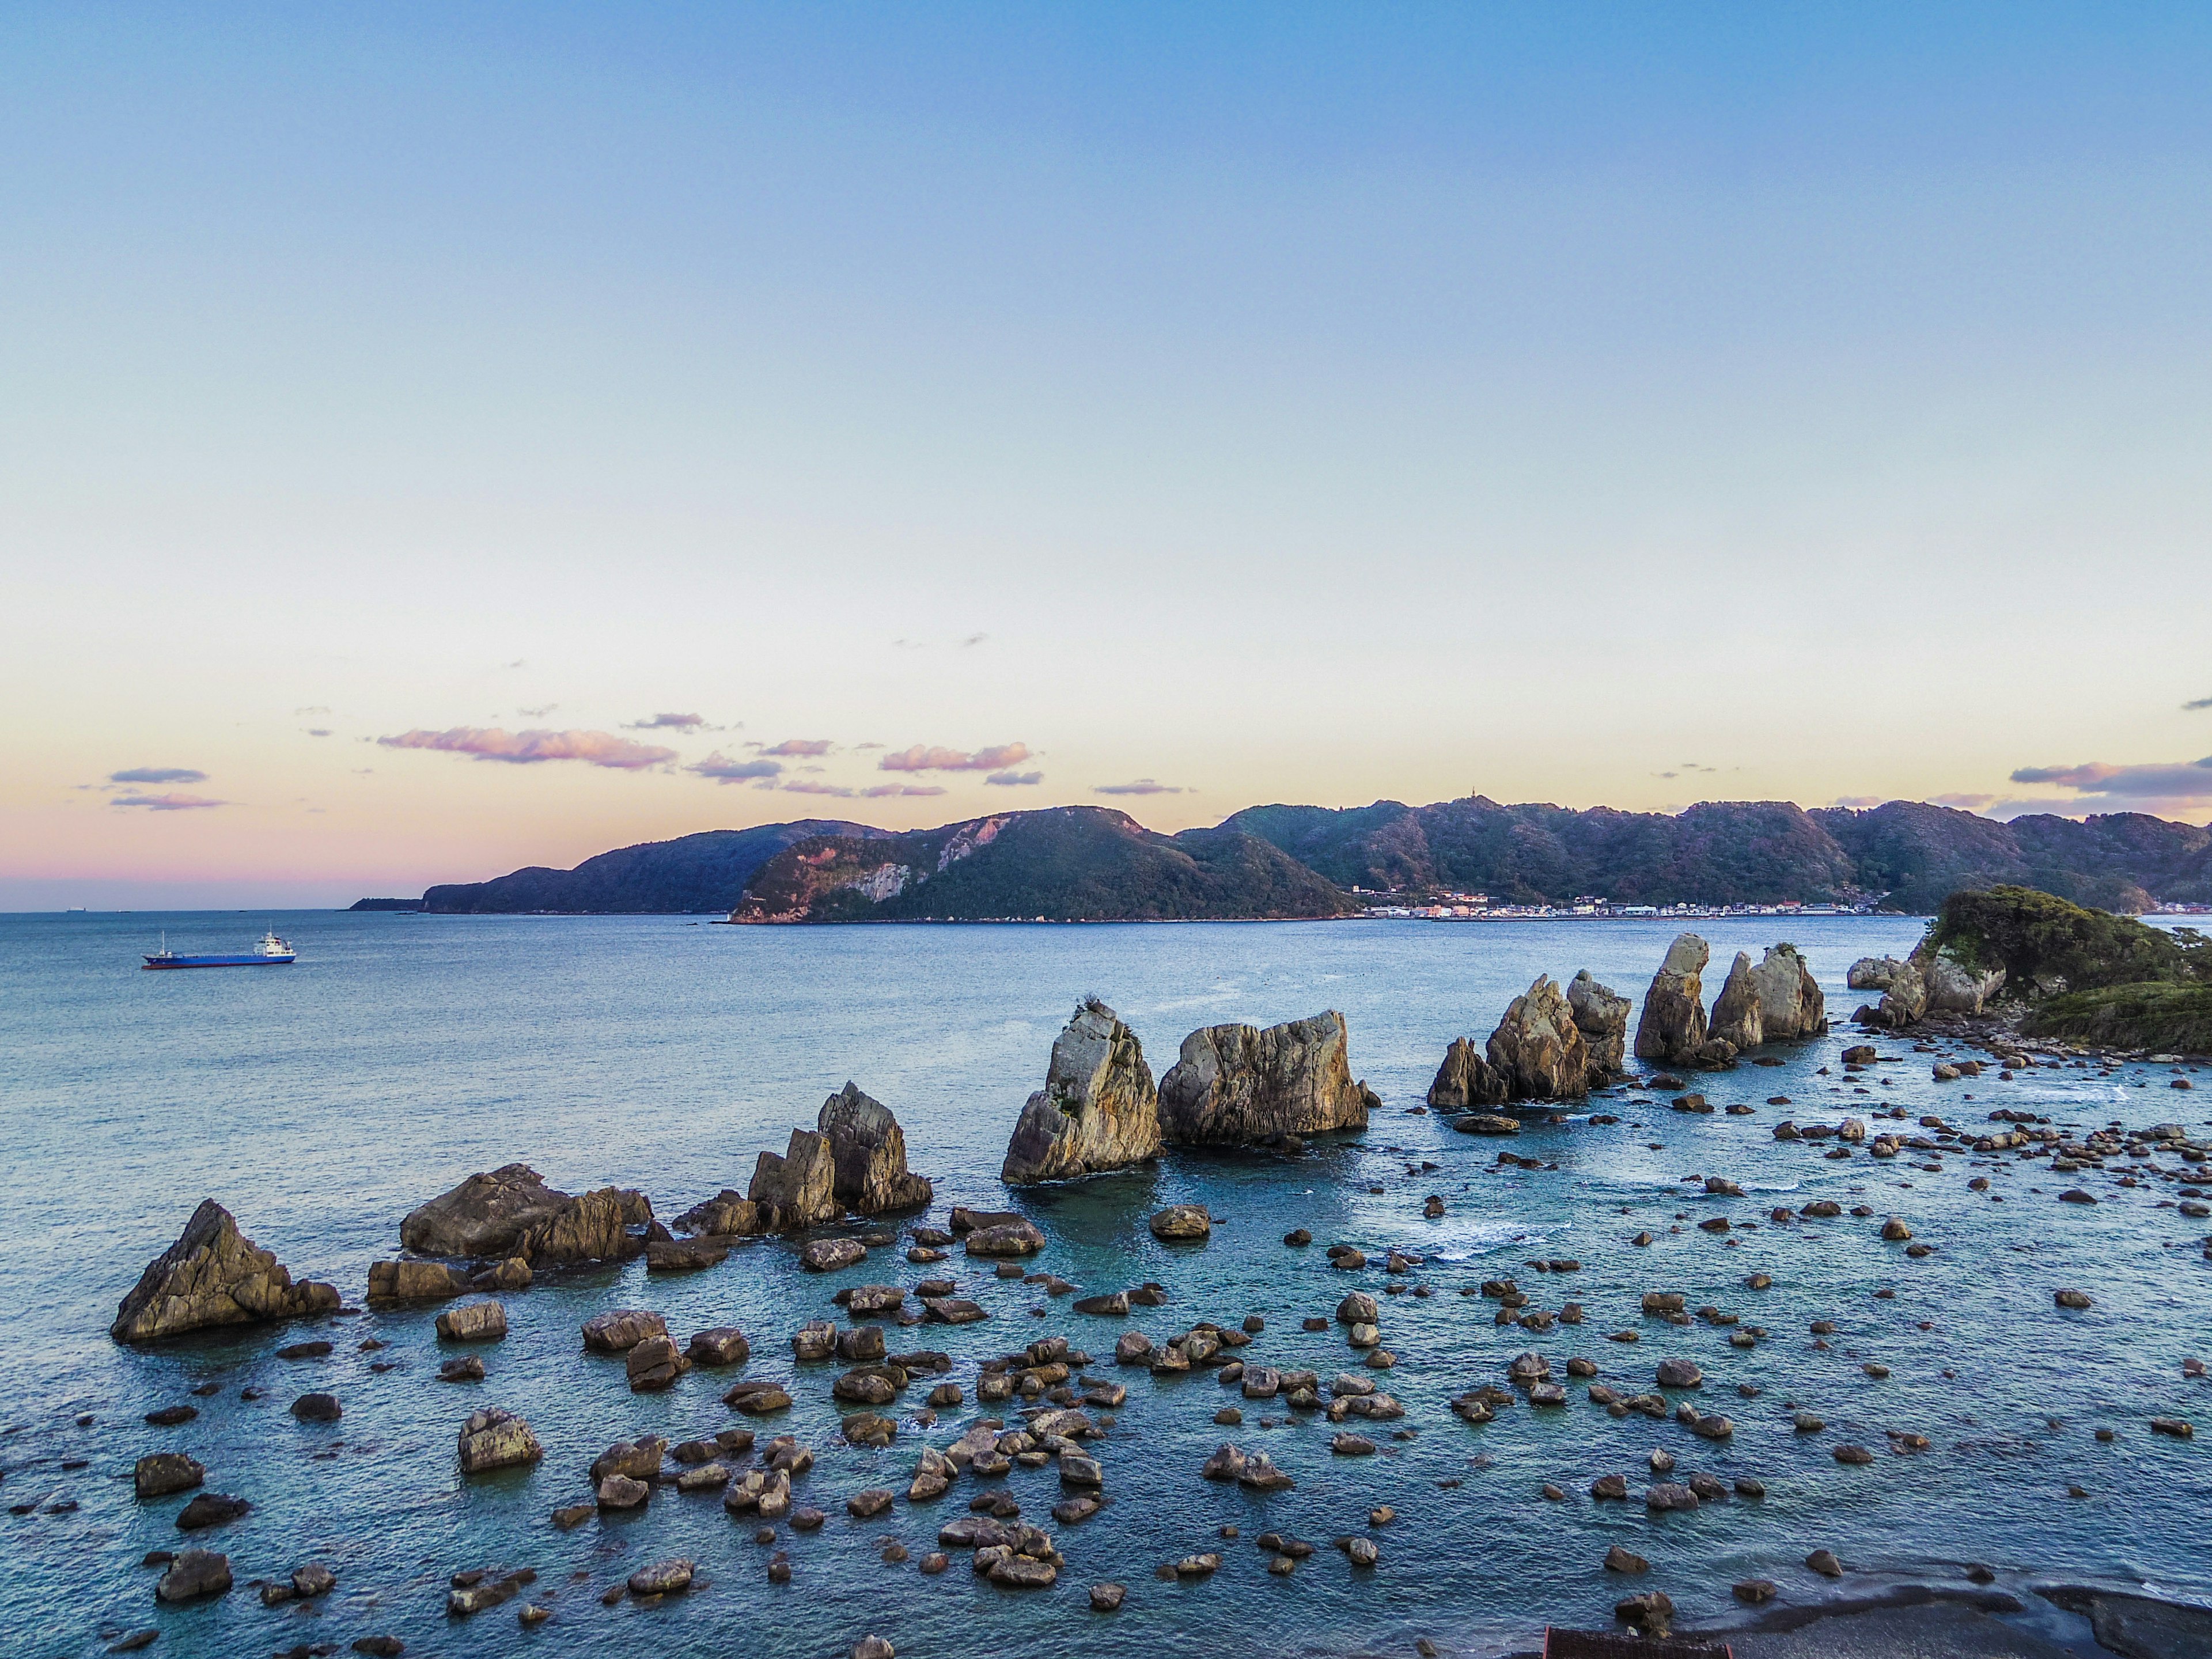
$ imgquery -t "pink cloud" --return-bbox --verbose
[1926,792,1997,810]
[879,741,1029,773]
[1095,779,1182,796]
[779,779,855,797]
[689,753,781,783]
[760,738,834,757]
[861,783,947,798]
[625,711,709,730]
[986,770,1043,786]
[377,727,676,769]
[2008,758,2212,802]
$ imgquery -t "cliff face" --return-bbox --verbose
[730,806,1359,924]
[420,822,881,913]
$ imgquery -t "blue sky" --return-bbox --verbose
[5,5,2210,904]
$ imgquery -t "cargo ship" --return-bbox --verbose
[143,930,298,969]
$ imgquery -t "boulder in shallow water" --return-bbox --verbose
[133,1452,204,1499]
[963,1219,1046,1257]
[819,1082,933,1213]
[1159,1011,1374,1145]
[749,1130,839,1229]
[1633,935,1710,1064]
[1426,1036,1508,1109]
[1567,971,1631,1077]
[1149,1205,1211,1242]
[366,1259,470,1304]
[155,1550,231,1602]
[1002,999,1162,1184]
[673,1190,762,1236]
[111,1200,339,1344]
[435,1300,507,1342]
[399,1163,647,1267]
[457,1407,542,1474]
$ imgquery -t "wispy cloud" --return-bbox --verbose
[688,753,782,783]
[377,727,676,769]
[2186,695,2212,711]
[862,783,946,798]
[778,779,854,797]
[880,741,1029,773]
[293,706,331,717]
[758,738,834,757]
[518,703,559,718]
[1927,792,1997,810]
[2008,759,2212,800]
[110,767,207,785]
[985,770,1043,786]
[961,633,988,647]
[1829,795,1883,809]
[111,792,226,810]
[1095,779,1182,796]
[626,711,708,730]
[305,729,332,738]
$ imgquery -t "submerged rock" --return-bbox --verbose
[1002,999,1162,1184]
[819,1082,933,1213]
[1159,1012,1375,1145]
[111,1200,339,1344]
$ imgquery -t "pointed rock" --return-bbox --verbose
[1709,952,1765,1051]
[112,1201,339,1344]
[1634,934,1711,1063]
[749,1129,839,1228]
[1567,971,1631,1077]
[1002,999,1161,1184]
[820,1083,933,1213]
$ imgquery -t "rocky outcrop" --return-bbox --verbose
[1708,953,1765,1051]
[1873,959,1929,1028]
[818,1084,932,1213]
[1747,943,1826,1039]
[1426,1037,1508,1109]
[1157,1012,1376,1145]
[1485,976,1592,1100]
[1917,941,2006,1014]
[1634,935,1712,1063]
[1002,999,1161,1184]
[1847,956,1907,991]
[673,1191,760,1237]
[366,1260,469,1304]
[399,1165,649,1267]
[112,1202,339,1344]
[748,1130,839,1229]
[1567,971,1631,1077]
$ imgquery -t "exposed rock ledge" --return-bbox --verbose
[1002,999,1161,1184]
[1158,1011,1376,1145]
[112,1200,339,1344]
[399,1164,651,1267]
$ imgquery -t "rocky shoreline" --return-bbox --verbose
[60,902,2212,1657]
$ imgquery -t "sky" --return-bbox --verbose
[4,3,2211,908]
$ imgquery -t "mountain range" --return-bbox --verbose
[356,796,2212,920]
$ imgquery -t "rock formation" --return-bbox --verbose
[1873,959,1929,1028]
[748,1130,839,1229]
[1567,971,1631,1077]
[1633,934,1736,1066]
[366,1260,469,1304]
[1001,999,1161,1184]
[673,1191,760,1236]
[1425,1036,1508,1109]
[1746,943,1826,1039]
[1847,956,1907,991]
[1707,953,1765,1051]
[399,1165,649,1267]
[1485,975,1592,1100]
[1916,941,2006,1014]
[1157,1012,1376,1145]
[112,1200,339,1344]
[817,1083,932,1213]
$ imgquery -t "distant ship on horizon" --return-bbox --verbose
[143,929,298,969]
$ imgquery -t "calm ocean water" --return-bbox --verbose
[1,911,2206,1658]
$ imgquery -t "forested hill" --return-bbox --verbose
[357,797,2212,916]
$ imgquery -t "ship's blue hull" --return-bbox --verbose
[143,955,296,969]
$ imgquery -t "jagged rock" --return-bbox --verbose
[1484,975,1593,1100]
[646,1234,728,1272]
[1003,998,1162,1184]
[457,1407,541,1474]
[111,1200,339,1344]
[1568,971,1631,1076]
[1159,1012,1374,1144]
[673,1190,761,1236]
[155,1550,231,1602]
[1149,1205,1211,1241]
[1634,935,1711,1063]
[819,1083,932,1213]
[1749,943,1826,1039]
[366,1260,469,1304]
[399,1164,647,1267]
[1876,960,1929,1029]
[749,1130,839,1228]
[1848,957,1907,991]
[1916,942,2006,1015]
[1709,953,1766,1051]
[801,1237,868,1272]
[581,1309,667,1352]
[1426,1037,1508,1109]
[434,1300,507,1342]
[627,1336,690,1392]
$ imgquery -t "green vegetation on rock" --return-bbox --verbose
[2023,982,2212,1052]
[1922,885,2204,997]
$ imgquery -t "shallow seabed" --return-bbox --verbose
[1,912,2206,1658]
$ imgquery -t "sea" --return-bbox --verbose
[1,910,2206,1658]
